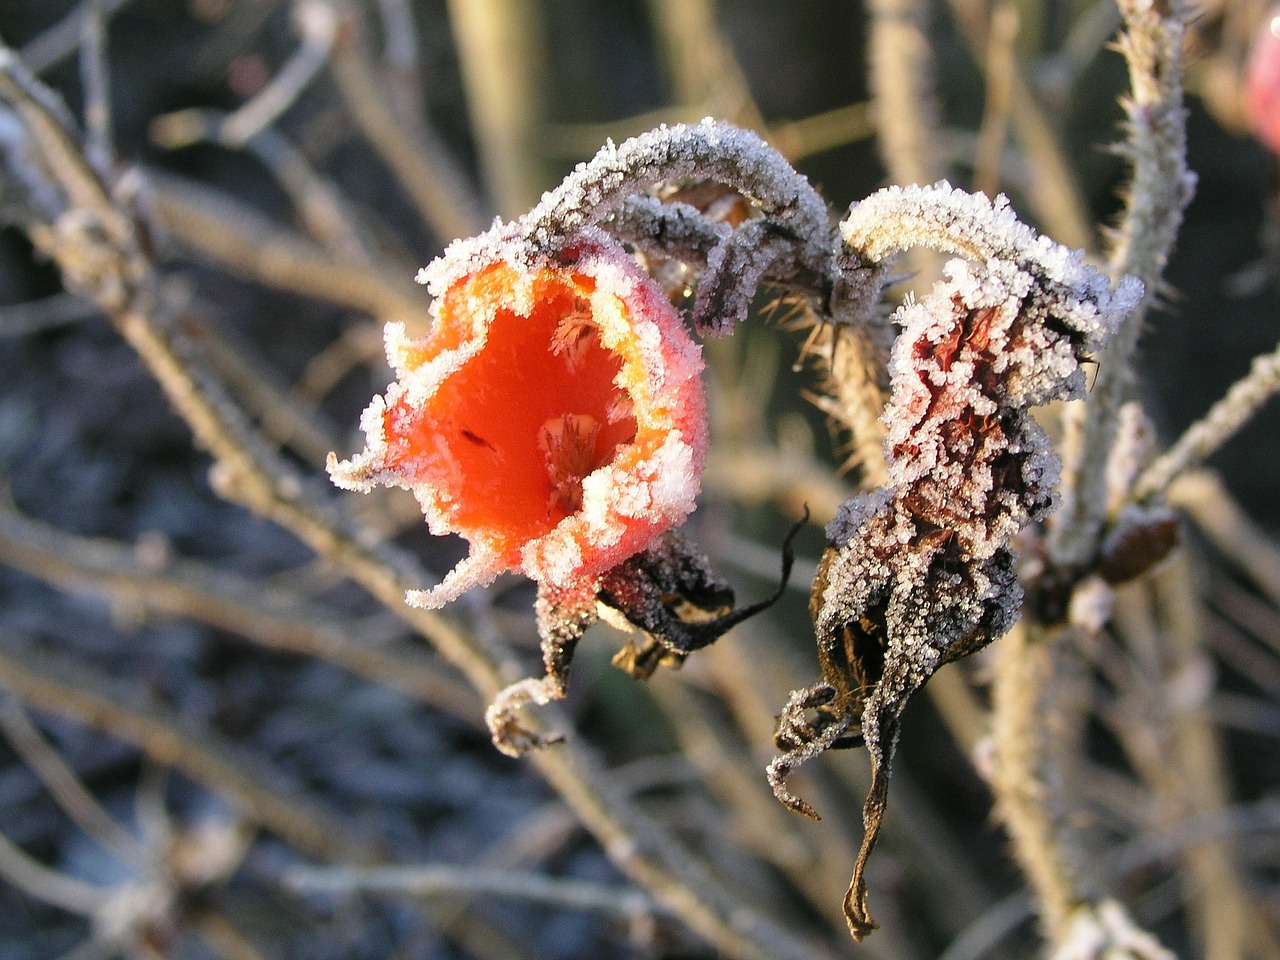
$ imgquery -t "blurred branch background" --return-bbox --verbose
[0,1,1277,958]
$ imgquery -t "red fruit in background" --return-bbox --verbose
[1247,9,1280,153]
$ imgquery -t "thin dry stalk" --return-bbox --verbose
[78,0,111,177]
[1050,0,1194,569]
[1136,341,1280,502]
[149,108,375,264]
[218,0,337,147]
[0,638,372,863]
[645,0,764,128]
[0,502,479,722]
[443,0,547,217]
[1168,471,1280,606]
[283,862,659,919]
[0,695,142,867]
[147,172,428,322]
[1150,558,1280,960]
[328,2,487,241]
[0,826,107,915]
[193,913,272,960]
[866,0,947,287]
[945,0,1094,250]
[867,0,944,188]
[973,3,1019,199]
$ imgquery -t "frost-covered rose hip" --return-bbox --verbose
[327,232,707,609]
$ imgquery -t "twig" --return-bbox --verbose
[146,171,429,322]
[0,827,107,915]
[193,912,271,960]
[327,2,487,241]
[944,0,1095,250]
[0,636,375,863]
[189,313,342,468]
[1049,0,1194,569]
[150,108,375,264]
[988,620,1083,941]
[0,291,98,336]
[1118,562,1279,960]
[1167,471,1280,606]
[1135,341,1280,501]
[0,502,479,722]
[283,863,661,919]
[442,0,549,218]
[645,0,764,128]
[972,3,1019,200]
[18,0,134,74]
[78,0,112,177]
[866,0,943,189]
[218,0,337,148]
[0,694,142,867]
[770,102,876,162]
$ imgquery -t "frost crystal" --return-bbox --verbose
[770,211,1138,940]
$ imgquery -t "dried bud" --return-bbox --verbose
[770,216,1139,940]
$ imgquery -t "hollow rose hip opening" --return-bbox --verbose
[329,240,707,609]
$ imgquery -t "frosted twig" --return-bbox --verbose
[218,0,337,147]
[0,638,371,863]
[1053,900,1176,960]
[1049,0,1194,569]
[522,120,830,270]
[1134,341,1280,501]
[283,863,661,919]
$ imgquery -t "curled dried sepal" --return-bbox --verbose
[771,248,1138,940]
[487,525,800,755]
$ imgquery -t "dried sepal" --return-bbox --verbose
[486,582,596,757]
[772,247,1137,940]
